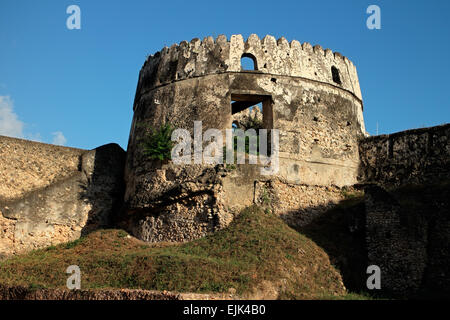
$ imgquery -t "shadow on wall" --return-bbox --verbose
[78,143,127,235]
[275,182,450,299]
[356,123,450,298]
[363,182,450,299]
[0,143,126,256]
[274,196,368,295]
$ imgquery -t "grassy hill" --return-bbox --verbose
[0,205,371,299]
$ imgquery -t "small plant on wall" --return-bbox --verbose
[138,122,174,161]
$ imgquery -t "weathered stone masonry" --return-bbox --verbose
[123,34,367,242]
[358,124,450,297]
[0,34,448,300]
[359,124,450,188]
[122,34,449,297]
[0,137,125,256]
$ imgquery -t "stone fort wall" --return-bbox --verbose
[0,136,125,257]
[135,34,362,103]
[358,124,450,297]
[124,34,367,243]
[0,135,85,202]
[0,34,448,299]
[359,123,450,188]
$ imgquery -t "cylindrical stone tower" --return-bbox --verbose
[122,34,366,242]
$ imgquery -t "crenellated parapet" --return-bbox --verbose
[135,34,362,109]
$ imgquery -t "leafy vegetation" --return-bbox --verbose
[138,122,174,161]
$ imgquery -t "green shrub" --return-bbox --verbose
[139,122,174,161]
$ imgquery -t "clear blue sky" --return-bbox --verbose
[1,0,449,150]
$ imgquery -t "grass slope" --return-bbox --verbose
[0,206,352,299]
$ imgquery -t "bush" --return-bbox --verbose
[139,122,174,161]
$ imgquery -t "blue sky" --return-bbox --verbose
[0,0,449,150]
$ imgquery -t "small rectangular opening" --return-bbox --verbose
[229,93,274,157]
[230,93,273,131]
